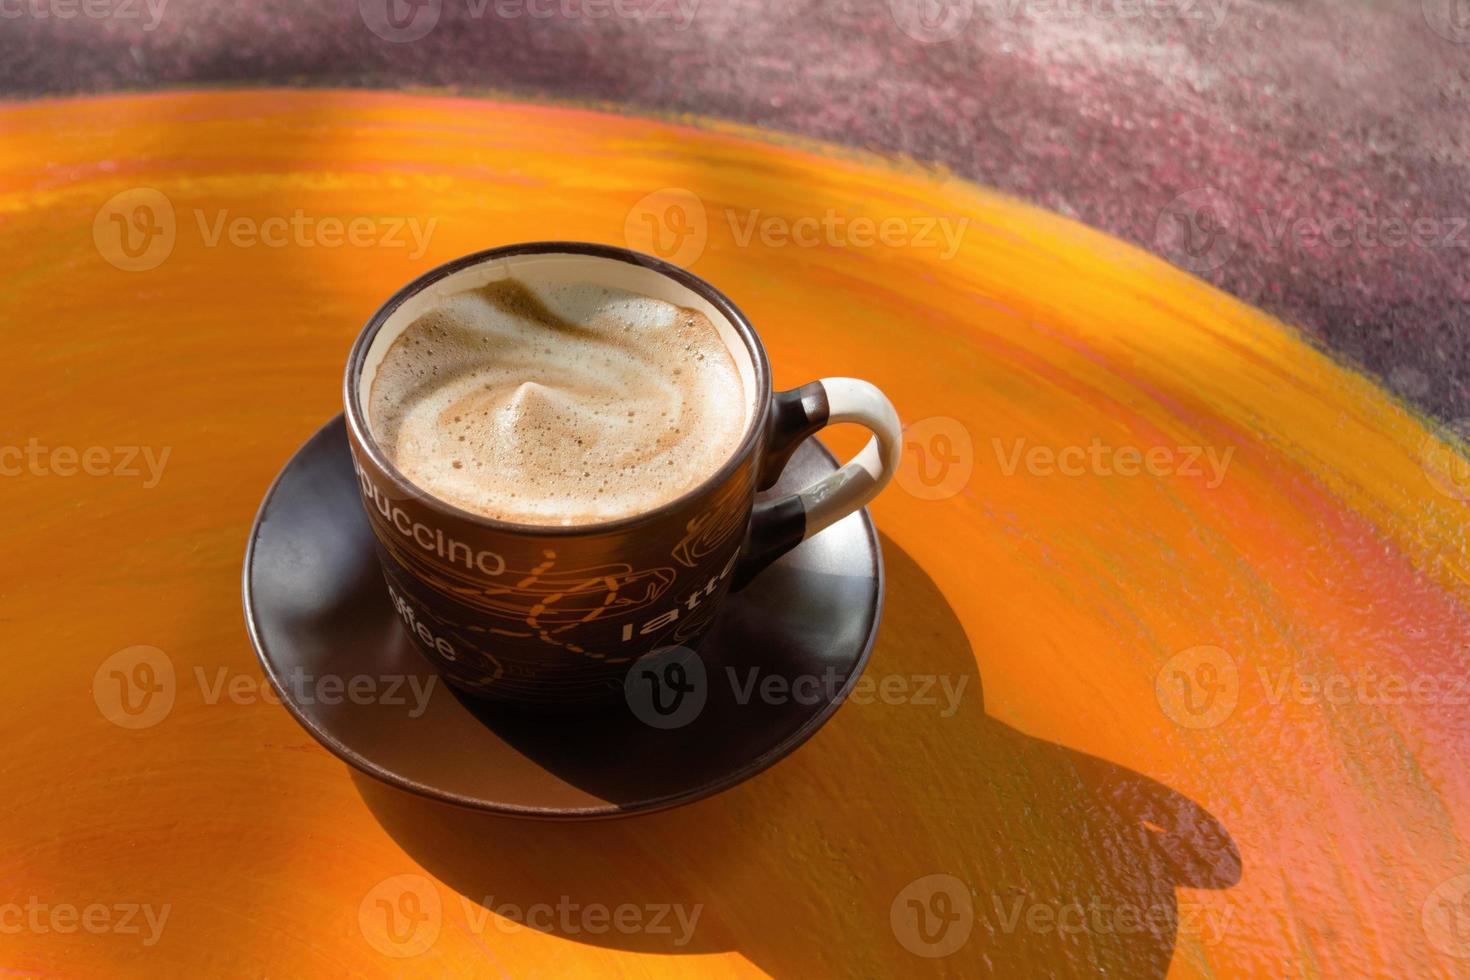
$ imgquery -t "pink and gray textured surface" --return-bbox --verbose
[4,0,1467,420]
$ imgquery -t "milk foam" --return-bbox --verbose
[368,278,748,525]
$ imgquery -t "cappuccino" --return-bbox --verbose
[368,278,748,525]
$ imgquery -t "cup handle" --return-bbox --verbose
[731,378,901,591]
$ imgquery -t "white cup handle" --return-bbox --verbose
[732,378,901,589]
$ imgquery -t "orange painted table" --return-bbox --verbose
[3,90,1469,978]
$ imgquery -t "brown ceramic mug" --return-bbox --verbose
[344,242,901,707]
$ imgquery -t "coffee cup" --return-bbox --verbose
[344,242,900,707]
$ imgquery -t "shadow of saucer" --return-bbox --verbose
[356,535,1240,975]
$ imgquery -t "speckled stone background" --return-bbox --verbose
[4,0,1466,421]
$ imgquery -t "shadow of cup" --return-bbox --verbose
[356,535,1240,975]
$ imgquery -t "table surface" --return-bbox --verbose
[2,89,1468,978]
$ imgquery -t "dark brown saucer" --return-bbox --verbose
[242,415,883,819]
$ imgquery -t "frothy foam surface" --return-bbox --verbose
[368,278,748,525]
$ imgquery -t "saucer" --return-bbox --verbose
[242,415,883,819]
